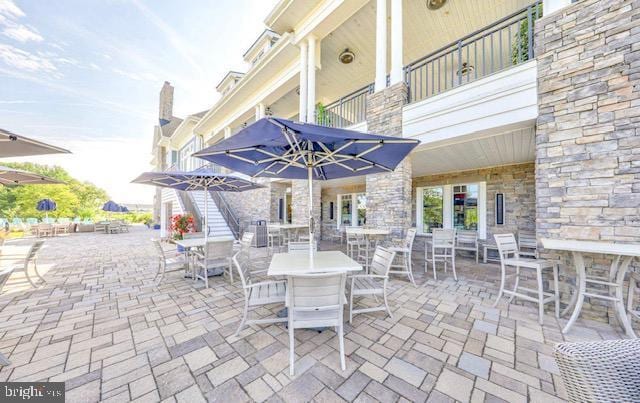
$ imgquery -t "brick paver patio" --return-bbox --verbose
[0,227,626,402]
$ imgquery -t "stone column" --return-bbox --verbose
[365,82,412,237]
[535,0,640,324]
[291,179,321,239]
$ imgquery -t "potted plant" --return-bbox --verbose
[170,213,195,252]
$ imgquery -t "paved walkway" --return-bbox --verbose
[0,227,626,402]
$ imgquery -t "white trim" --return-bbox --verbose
[336,192,365,229]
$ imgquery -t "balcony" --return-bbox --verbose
[315,2,542,129]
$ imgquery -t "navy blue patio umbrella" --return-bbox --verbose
[36,198,56,221]
[102,200,121,212]
[193,117,420,242]
[119,205,130,213]
[132,167,263,273]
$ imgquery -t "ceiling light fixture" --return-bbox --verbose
[338,49,355,64]
[426,0,447,10]
[458,62,474,75]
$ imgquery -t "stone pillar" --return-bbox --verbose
[291,179,321,239]
[298,41,308,122]
[374,0,387,92]
[535,0,640,324]
[365,82,412,237]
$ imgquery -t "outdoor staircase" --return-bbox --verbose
[189,191,234,238]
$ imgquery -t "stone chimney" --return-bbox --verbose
[159,81,174,121]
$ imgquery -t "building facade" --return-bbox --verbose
[150,0,639,324]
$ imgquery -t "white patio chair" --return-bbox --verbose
[37,223,53,238]
[288,241,317,253]
[517,230,538,259]
[346,230,365,259]
[233,250,287,336]
[193,239,234,287]
[554,339,640,402]
[107,221,121,234]
[95,221,108,233]
[183,232,204,239]
[0,264,12,366]
[267,223,282,255]
[388,228,417,285]
[428,229,457,280]
[152,239,186,285]
[0,240,46,289]
[349,246,396,323]
[493,233,559,325]
[627,272,640,324]
[456,229,479,264]
[288,272,347,376]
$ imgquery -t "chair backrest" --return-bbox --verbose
[204,239,234,259]
[369,246,396,277]
[288,241,317,253]
[403,228,417,250]
[38,223,52,231]
[25,241,44,266]
[267,223,280,234]
[456,230,478,245]
[232,251,254,289]
[152,239,167,263]
[494,233,519,260]
[433,228,455,246]
[288,273,346,327]
[518,230,537,249]
[237,232,254,259]
[183,232,204,239]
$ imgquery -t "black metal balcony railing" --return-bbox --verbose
[315,84,373,129]
[405,1,542,104]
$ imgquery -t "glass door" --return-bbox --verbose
[422,186,444,233]
[452,184,478,231]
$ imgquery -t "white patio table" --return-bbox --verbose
[345,228,390,271]
[268,250,362,276]
[541,238,640,338]
[175,236,235,278]
[269,223,308,246]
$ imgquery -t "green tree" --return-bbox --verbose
[0,163,109,221]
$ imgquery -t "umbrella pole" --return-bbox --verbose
[308,166,313,251]
[204,186,208,277]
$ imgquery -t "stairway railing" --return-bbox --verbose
[209,191,240,239]
[177,191,202,232]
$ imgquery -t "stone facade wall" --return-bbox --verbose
[365,82,413,237]
[320,183,366,238]
[269,182,289,223]
[291,179,321,239]
[223,178,273,230]
[535,0,640,323]
[412,163,536,240]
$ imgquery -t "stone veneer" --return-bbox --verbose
[291,179,321,239]
[535,0,640,323]
[223,178,273,230]
[365,82,413,237]
[412,163,536,240]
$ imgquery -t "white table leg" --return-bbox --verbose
[563,251,587,334]
[614,255,636,338]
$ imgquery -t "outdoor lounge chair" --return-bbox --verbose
[0,240,46,289]
[288,272,347,376]
[493,233,559,325]
[428,229,457,280]
[193,239,234,287]
[233,250,286,336]
[349,246,395,323]
[152,239,186,285]
[455,229,479,263]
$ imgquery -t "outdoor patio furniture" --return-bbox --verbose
[233,250,287,336]
[518,230,538,259]
[324,224,343,244]
[152,239,186,285]
[346,230,364,260]
[388,228,417,285]
[107,221,121,234]
[193,238,234,287]
[456,229,479,264]
[77,222,95,232]
[554,339,640,402]
[627,272,639,325]
[541,238,640,338]
[494,233,559,325]
[482,242,500,263]
[428,229,457,280]
[349,246,396,323]
[95,221,108,232]
[288,272,347,376]
[267,223,282,255]
[0,240,46,289]
[347,227,390,272]
[36,223,53,238]
[287,241,317,253]
[0,264,13,365]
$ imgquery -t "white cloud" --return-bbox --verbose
[0,0,24,18]
[0,44,56,72]
[3,23,42,42]
[112,67,158,82]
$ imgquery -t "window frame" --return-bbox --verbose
[337,192,366,228]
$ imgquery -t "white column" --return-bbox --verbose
[306,36,317,123]
[375,0,388,92]
[255,103,266,120]
[390,0,403,85]
[223,126,231,139]
[298,41,308,122]
[543,0,571,17]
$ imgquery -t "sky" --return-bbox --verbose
[0,0,279,204]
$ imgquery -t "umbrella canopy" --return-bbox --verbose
[0,128,70,158]
[36,199,57,211]
[119,205,130,213]
[102,200,122,212]
[193,117,420,241]
[192,117,420,180]
[0,165,65,186]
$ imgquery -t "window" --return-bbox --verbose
[453,184,478,231]
[338,193,366,227]
[177,137,204,171]
[495,193,505,225]
[422,186,444,233]
[417,182,486,239]
[329,202,334,220]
